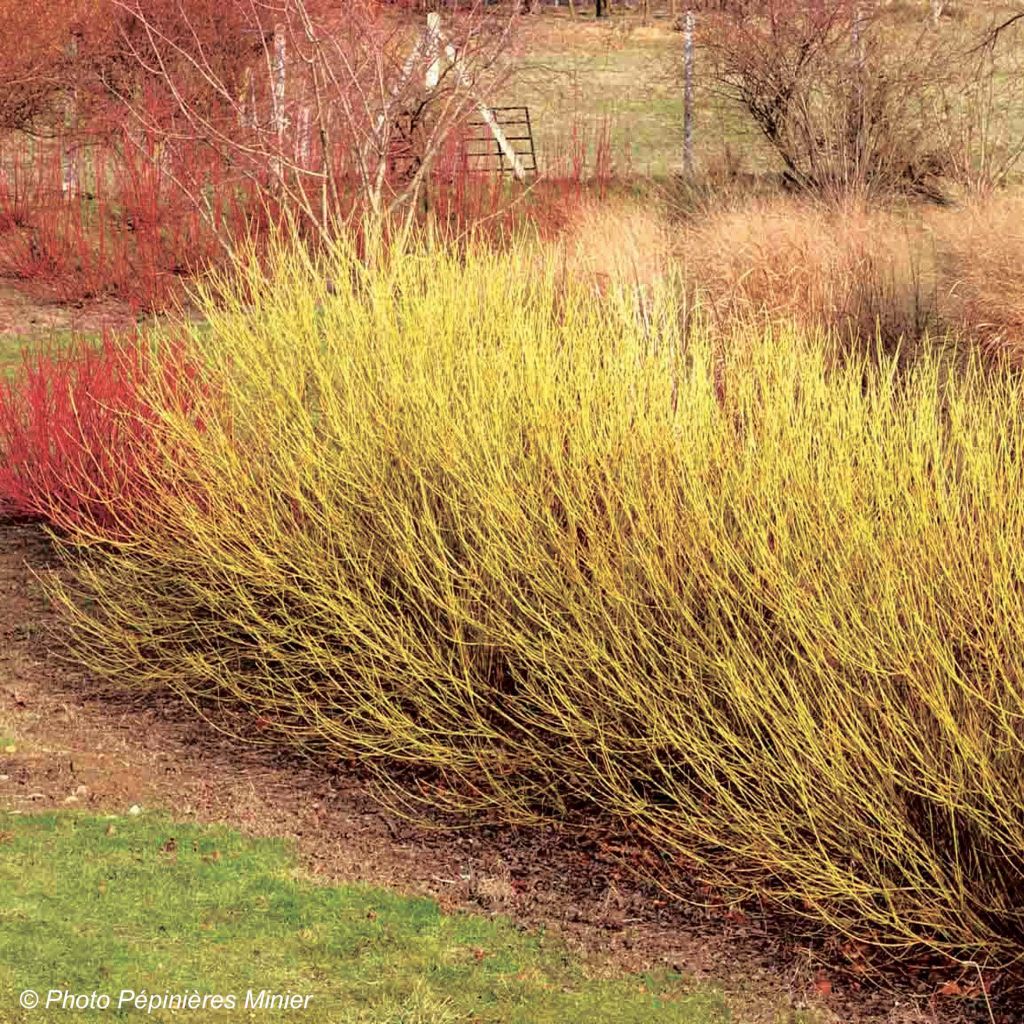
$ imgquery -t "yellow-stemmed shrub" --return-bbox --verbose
[46,230,1024,968]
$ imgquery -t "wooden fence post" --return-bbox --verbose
[683,9,695,174]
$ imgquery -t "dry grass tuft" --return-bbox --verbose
[562,188,1024,369]
[675,195,938,349]
[562,197,673,295]
[938,191,1024,362]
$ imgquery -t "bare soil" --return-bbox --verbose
[0,520,1005,1024]
[0,283,139,341]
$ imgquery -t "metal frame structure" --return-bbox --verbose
[462,106,538,176]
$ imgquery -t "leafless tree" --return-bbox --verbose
[702,0,1024,199]
[106,0,518,241]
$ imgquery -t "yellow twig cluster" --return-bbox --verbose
[45,229,1024,969]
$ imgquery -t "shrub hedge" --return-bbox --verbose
[0,332,209,537]
[39,233,1024,969]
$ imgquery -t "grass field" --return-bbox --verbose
[506,6,1024,181]
[0,812,736,1024]
[506,18,769,177]
[0,335,59,374]
[0,340,25,373]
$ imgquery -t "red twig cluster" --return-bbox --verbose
[0,332,210,537]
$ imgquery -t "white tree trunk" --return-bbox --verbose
[62,36,79,195]
[271,25,287,183]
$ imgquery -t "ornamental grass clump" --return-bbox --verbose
[44,231,1024,970]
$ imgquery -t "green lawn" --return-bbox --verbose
[503,20,780,177]
[0,812,734,1024]
[0,331,84,376]
[0,334,33,374]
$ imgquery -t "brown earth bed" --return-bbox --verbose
[0,519,1012,1024]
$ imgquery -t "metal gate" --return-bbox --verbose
[462,107,538,176]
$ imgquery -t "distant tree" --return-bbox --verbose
[704,1,945,196]
[0,0,103,134]
[107,0,517,233]
[704,0,1024,197]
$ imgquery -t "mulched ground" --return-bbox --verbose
[0,285,139,343]
[0,519,1009,1024]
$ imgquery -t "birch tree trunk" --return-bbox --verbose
[271,24,287,185]
[61,35,79,195]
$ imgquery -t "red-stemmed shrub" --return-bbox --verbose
[0,331,210,538]
[0,128,266,311]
